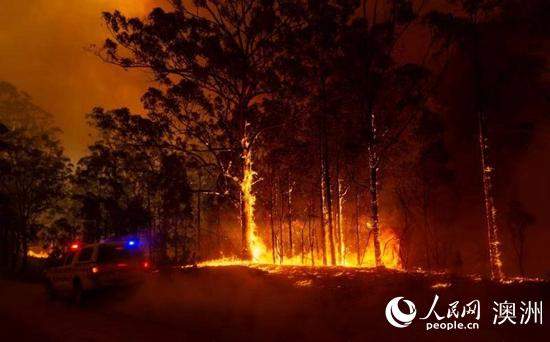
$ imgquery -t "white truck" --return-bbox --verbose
[45,240,150,303]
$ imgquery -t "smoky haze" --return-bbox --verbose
[0,0,165,160]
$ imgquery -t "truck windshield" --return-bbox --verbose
[97,244,144,264]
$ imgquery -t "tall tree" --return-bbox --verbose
[75,108,193,263]
[506,200,535,276]
[0,83,70,270]
[425,0,547,279]
[339,0,427,266]
[99,0,301,260]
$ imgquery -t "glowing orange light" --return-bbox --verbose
[241,134,267,262]
[92,266,99,274]
[70,243,79,250]
[143,261,149,268]
[200,226,401,269]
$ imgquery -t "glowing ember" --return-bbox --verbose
[294,279,313,287]
[27,249,49,259]
[198,257,253,267]
[501,277,545,284]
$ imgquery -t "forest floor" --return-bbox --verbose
[0,265,548,341]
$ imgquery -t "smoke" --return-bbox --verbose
[0,0,164,160]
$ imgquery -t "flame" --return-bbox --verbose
[210,129,400,269]
[202,222,401,269]
[198,257,252,267]
[27,249,49,259]
[241,135,267,262]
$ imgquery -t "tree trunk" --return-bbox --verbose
[300,221,305,264]
[308,207,315,266]
[216,205,222,252]
[518,237,525,276]
[21,236,28,271]
[173,222,179,263]
[240,191,249,259]
[287,173,293,257]
[321,149,336,266]
[10,230,20,271]
[422,190,432,270]
[478,109,504,280]
[278,178,284,263]
[355,187,361,266]
[368,111,382,267]
[335,163,341,264]
[269,177,276,264]
[0,225,7,267]
[240,127,261,261]
[471,24,504,281]
[196,170,202,256]
[319,170,327,265]
[337,176,345,265]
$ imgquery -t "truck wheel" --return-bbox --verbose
[72,279,84,306]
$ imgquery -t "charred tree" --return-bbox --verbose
[321,154,336,266]
[196,170,202,256]
[336,175,346,265]
[367,110,382,267]
[269,175,277,264]
[308,204,315,266]
[318,168,328,265]
[287,173,293,257]
[471,23,503,281]
[355,187,361,266]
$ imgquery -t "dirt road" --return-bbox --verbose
[1,266,548,341]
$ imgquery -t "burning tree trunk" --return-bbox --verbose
[269,175,277,264]
[472,29,504,281]
[240,128,265,262]
[319,112,336,265]
[319,170,327,265]
[278,178,285,263]
[336,176,346,265]
[335,160,341,264]
[321,160,336,266]
[287,174,293,257]
[355,188,361,266]
[368,111,383,267]
[478,110,503,281]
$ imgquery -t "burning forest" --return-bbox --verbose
[0,0,549,340]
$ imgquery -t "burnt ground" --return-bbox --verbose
[0,265,548,341]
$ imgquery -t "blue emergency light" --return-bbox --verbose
[126,239,138,248]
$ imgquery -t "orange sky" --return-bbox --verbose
[0,0,166,160]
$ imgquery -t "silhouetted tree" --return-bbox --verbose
[425,0,548,280]
[74,108,193,263]
[98,0,302,260]
[338,0,428,266]
[506,200,535,276]
[0,83,70,270]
